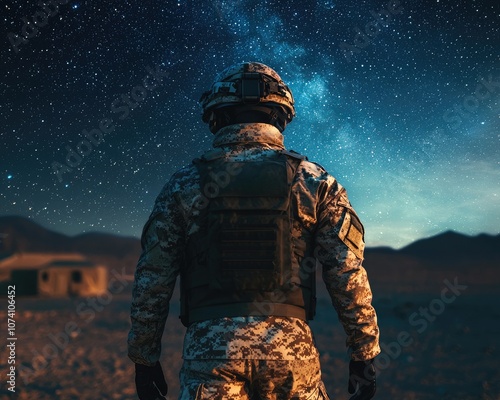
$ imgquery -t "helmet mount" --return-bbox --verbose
[200,62,295,134]
[240,72,261,103]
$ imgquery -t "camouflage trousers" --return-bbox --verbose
[178,358,330,400]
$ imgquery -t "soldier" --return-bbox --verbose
[128,62,381,400]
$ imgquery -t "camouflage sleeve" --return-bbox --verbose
[127,177,185,366]
[314,181,381,361]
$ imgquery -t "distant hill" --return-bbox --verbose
[0,216,141,256]
[0,215,498,293]
[0,215,72,254]
[0,216,142,275]
[398,230,500,264]
[364,231,500,295]
[363,230,500,267]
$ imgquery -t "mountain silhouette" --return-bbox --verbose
[0,215,141,257]
[0,216,141,276]
[398,230,500,265]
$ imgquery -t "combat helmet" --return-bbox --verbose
[200,62,296,133]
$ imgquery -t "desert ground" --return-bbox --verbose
[0,280,499,400]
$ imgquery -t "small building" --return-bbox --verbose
[0,253,108,297]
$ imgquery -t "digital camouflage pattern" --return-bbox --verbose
[182,316,319,360]
[179,358,329,399]
[128,122,380,368]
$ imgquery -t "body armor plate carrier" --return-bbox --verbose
[180,150,316,326]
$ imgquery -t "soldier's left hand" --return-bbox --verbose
[348,358,376,400]
[135,361,168,400]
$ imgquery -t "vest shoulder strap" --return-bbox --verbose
[192,148,226,165]
[280,149,308,161]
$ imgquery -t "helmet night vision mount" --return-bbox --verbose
[200,62,296,134]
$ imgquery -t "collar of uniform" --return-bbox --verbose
[212,123,285,149]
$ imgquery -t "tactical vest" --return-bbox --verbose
[180,149,316,326]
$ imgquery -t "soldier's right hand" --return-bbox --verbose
[348,358,376,400]
[135,361,168,400]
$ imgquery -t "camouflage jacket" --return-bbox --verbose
[128,123,380,365]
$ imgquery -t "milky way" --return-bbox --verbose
[1,0,499,248]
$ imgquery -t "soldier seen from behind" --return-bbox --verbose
[128,62,381,399]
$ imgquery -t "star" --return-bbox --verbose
[0,0,498,247]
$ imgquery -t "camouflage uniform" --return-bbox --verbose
[128,122,380,399]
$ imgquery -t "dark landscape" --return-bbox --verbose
[0,216,499,399]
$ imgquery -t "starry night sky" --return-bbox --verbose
[1,0,499,248]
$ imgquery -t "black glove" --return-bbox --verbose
[135,361,168,400]
[348,358,376,400]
